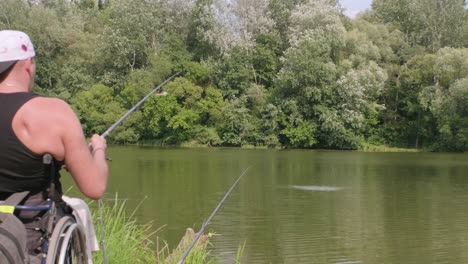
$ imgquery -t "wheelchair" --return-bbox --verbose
[11,154,89,264]
[15,201,88,264]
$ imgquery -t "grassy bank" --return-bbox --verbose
[359,143,420,153]
[91,197,219,264]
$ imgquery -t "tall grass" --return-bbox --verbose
[91,197,157,264]
[90,197,225,264]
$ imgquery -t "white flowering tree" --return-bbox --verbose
[94,0,164,87]
[276,0,393,149]
[336,62,387,131]
[276,0,347,148]
[203,0,274,53]
[157,0,196,37]
[372,0,467,50]
[418,48,468,150]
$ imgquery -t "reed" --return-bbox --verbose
[90,196,230,264]
[91,196,157,264]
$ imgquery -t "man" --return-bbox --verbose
[0,30,108,257]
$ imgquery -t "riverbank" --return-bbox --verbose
[358,143,420,152]
[119,140,422,153]
[90,197,220,264]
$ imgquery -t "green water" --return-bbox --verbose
[66,146,468,263]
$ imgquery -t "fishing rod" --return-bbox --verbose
[96,71,182,264]
[177,167,250,264]
[101,73,180,138]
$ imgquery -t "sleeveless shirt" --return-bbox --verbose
[0,92,61,199]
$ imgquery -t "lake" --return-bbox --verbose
[71,146,468,263]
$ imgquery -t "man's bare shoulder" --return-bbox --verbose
[29,96,75,115]
[24,96,79,127]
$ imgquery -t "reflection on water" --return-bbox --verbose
[289,185,345,191]
[70,147,468,264]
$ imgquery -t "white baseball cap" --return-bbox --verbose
[0,30,36,74]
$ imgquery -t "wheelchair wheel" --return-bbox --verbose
[46,216,87,264]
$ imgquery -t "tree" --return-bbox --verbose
[259,103,280,147]
[277,99,317,148]
[192,85,225,146]
[94,0,163,88]
[165,77,203,107]
[371,0,467,51]
[210,48,253,99]
[274,0,348,148]
[267,0,297,50]
[71,84,141,143]
[203,0,274,53]
[186,0,218,60]
[344,18,408,146]
[157,0,196,38]
[252,33,282,88]
[141,94,181,142]
[0,0,29,29]
[433,47,468,88]
[336,62,387,137]
[394,54,437,148]
[0,1,99,99]
[418,48,468,151]
[219,98,257,146]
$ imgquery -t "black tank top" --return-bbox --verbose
[0,92,60,199]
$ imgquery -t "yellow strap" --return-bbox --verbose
[0,205,15,214]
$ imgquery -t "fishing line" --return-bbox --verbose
[96,71,182,264]
[177,167,250,264]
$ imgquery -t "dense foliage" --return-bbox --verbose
[1,0,467,151]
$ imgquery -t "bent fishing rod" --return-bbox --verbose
[177,167,250,264]
[96,71,182,264]
[101,71,181,138]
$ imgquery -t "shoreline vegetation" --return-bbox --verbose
[115,141,423,153]
[91,196,232,264]
[358,144,420,153]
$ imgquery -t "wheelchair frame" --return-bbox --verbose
[15,200,88,264]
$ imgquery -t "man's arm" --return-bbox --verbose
[52,99,108,200]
